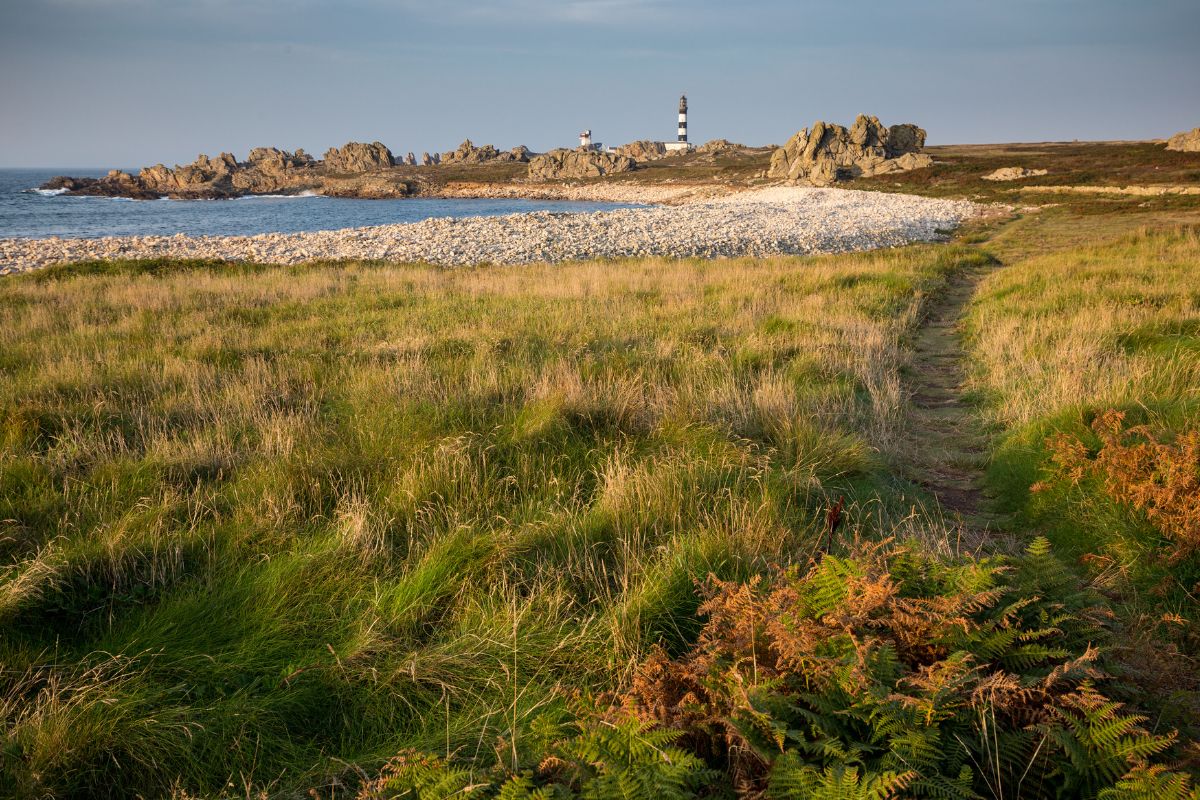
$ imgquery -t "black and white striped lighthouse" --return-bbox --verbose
[677,94,688,144]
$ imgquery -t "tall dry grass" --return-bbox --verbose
[965,226,1200,429]
[963,225,1200,717]
[0,247,975,796]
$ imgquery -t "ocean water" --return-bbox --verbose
[0,168,637,240]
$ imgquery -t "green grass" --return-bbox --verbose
[0,248,977,797]
[961,225,1200,743]
[964,227,1200,564]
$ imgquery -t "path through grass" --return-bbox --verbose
[900,252,1001,531]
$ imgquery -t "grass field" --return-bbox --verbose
[0,248,984,796]
[3,141,1200,799]
[963,226,1200,743]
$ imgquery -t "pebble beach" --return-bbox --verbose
[0,186,981,273]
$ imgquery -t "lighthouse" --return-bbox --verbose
[663,94,692,153]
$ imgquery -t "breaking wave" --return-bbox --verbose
[238,190,324,200]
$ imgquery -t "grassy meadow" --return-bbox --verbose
[1,249,977,796]
[966,225,1199,583]
[963,226,1200,742]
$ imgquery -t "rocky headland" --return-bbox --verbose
[43,142,411,200]
[39,115,937,202]
[40,138,636,200]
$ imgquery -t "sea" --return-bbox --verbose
[0,168,636,240]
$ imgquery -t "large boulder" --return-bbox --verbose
[139,152,240,195]
[768,115,932,186]
[494,145,533,163]
[247,147,289,171]
[1166,128,1200,152]
[40,175,96,192]
[240,148,313,187]
[441,139,502,164]
[982,166,1049,181]
[886,124,926,157]
[527,150,637,180]
[234,148,314,192]
[696,138,746,154]
[615,140,668,161]
[323,141,394,172]
[43,168,161,199]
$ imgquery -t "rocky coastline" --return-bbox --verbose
[1,187,981,275]
[38,116,938,203]
[38,139,650,201]
[40,142,414,200]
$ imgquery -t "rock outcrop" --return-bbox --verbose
[696,139,746,154]
[131,149,323,197]
[235,148,315,193]
[100,169,163,200]
[502,145,533,163]
[615,140,668,161]
[982,167,1049,181]
[42,143,409,199]
[768,115,932,186]
[139,153,239,196]
[527,150,637,180]
[247,147,313,171]
[441,140,502,164]
[323,141,394,172]
[1166,128,1200,152]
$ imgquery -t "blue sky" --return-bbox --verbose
[2,0,1198,167]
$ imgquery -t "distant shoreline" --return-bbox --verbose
[0,186,981,275]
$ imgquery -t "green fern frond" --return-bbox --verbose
[766,754,915,800]
[1099,765,1200,800]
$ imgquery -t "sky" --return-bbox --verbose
[1,0,1198,168]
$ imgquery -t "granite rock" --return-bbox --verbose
[527,149,637,180]
[768,115,931,186]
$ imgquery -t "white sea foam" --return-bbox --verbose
[238,190,324,200]
[27,187,70,196]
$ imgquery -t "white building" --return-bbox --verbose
[579,129,604,152]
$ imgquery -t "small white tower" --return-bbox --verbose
[677,94,688,144]
[579,129,593,150]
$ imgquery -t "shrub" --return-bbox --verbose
[356,715,714,800]
[359,539,1195,799]
[1037,410,1200,562]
